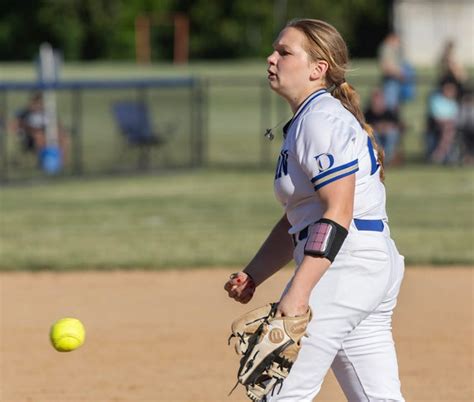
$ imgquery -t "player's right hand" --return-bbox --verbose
[224,271,256,304]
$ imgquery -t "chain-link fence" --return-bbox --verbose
[0,74,440,182]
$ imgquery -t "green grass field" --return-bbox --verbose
[0,166,472,270]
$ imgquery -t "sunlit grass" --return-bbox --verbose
[0,166,472,270]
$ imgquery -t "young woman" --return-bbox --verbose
[224,19,405,401]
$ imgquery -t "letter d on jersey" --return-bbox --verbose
[315,153,335,172]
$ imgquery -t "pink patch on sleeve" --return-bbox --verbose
[305,223,333,254]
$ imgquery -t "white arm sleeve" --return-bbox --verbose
[294,112,358,191]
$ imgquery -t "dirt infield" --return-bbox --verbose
[0,267,472,402]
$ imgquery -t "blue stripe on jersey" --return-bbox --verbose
[367,137,379,175]
[311,159,358,183]
[314,166,359,191]
[354,218,384,232]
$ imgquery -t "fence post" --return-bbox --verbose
[0,90,8,182]
[71,88,83,175]
[260,79,272,166]
[200,77,209,167]
[191,78,205,167]
[137,86,150,170]
[189,80,196,167]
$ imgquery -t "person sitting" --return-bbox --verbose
[364,88,402,166]
[427,80,460,164]
[458,86,474,165]
[438,40,467,99]
[11,92,69,166]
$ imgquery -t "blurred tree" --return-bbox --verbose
[171,0,274,59]
[168,0,389,59]
[283,0,389,58]
[0,0,173,60]
[0,0,52,60]
[109,0,175,60]
[37,0,118,60]
[0,0,390,61]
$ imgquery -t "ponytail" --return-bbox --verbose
[285,18,385,180]
[331,82,385,181]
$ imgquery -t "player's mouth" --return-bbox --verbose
[267,70,277,80]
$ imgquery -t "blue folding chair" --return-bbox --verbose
[112,100,166,169]
[112,100,165,146]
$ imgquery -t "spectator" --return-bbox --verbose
[364,88,402,166]
[438,40,467,98]
[458,86,474,165]
[427,80,460,164]
[377,32,405,111]
[10,92,69,167]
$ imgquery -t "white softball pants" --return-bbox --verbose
[266,222,405,402]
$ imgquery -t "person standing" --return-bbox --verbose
[225,19,405,401]
[378,32,405,111]
[438,40,467,98]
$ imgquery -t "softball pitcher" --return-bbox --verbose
[225,19,405,401]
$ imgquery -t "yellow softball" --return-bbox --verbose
[50,317,86,352]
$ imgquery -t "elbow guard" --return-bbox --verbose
[303,218,348,263]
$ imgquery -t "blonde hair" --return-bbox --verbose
[286,18,385,180]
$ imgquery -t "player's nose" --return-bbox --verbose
[267,51,278,65]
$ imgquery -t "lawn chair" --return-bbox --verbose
[111,100,167,170]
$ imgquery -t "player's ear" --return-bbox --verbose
[310,60,329,81]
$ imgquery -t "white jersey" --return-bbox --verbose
[270,92,404,402]
[274,89,388,235]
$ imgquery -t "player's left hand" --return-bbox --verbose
[277,290,309,317]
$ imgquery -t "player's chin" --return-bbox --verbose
[267,78,280,91]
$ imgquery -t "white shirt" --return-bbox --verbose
[274,89,388,235]
[26,111,49,129]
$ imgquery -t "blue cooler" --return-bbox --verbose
[40,146,63,174]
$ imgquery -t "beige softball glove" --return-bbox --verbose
[228,302,312,401]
